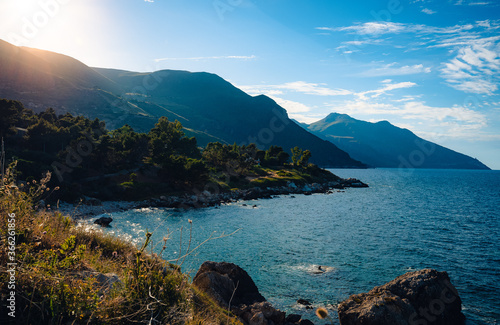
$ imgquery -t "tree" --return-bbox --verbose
[298,150,311,166]
[148,117,201,165]
[262,145,289,167]
[291,146,302,166]
[0,99,24,137]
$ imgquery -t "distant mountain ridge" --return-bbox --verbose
[0,40,364,168]
[303,113,490,170]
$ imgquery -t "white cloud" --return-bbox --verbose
[154,55,256,62]
[356,82,417,100]
[270,97,312,113]
[328,98,487,139]
[454,0,493,5]
[239,81,352,97]
[275,81,352,96]
[328,22,406,35]
[289,114,323,124]
[360,63,432,77]
[322,22,478,37]
[421,8,436,14]
[441,42,500,94]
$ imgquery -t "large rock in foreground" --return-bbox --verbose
[338,269,465,325]
[193,261,266,307]
[193,261,295,325]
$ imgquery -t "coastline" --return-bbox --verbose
[56,177,368,218]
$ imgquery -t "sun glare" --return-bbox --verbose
[8,0,40,16]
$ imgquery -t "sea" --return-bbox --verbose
[86,168,500,324]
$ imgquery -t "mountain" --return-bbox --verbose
[304,113,490,170]
[0,40,364,168]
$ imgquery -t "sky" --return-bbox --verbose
[1,0,499,169]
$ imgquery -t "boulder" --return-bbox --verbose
[298,320,314,325]
[297,299,312,306]
[83,196,102,206]
[94,216,113,227]
[338,269,465,325]
[194,261,295,325]
[193,261,265,308]
[285,314,302,323]
[237,302,286,325]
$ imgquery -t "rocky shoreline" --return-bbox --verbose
[193,262,466,325]
[57,178,368,218]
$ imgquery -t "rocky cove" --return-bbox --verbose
[191,261,466,325]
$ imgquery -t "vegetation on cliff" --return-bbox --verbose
[1,98,340,203]
[0,167,243,324]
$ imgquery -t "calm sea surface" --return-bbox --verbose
[88,169,500,324]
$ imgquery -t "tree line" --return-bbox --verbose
[0,99,315,200]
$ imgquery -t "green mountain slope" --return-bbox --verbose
[0,40,364,167]
[95,68,364,167]
[305,113,490,170]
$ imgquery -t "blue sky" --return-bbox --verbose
[1,0,499,169]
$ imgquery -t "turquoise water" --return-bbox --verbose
[89,169,500,324]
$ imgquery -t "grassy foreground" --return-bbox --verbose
[0,167,243,325]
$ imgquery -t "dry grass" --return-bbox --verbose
[0,165,242,324]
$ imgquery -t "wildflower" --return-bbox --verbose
[316,307,329,320]
[188,219,192,224]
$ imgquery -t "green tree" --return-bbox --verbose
[262,145,289,167]
[0,99,24,137]
[291,146,303,166]
[298,149,311,166]
[149,117,200,165]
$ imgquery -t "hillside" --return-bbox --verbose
[304,113,490,170]
[0,40,363,168]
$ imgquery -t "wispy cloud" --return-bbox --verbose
[324,20,500,95]
[356,82,417,100]
[359,63,431,77]
[454,0,495,5]
[421,8,436,14]
[240,80,419,106]
[318,22,405,35]
[239,81,352,97]
[154,55,256,62]
[441,42,500,94]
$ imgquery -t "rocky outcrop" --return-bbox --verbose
[193,261,312,325]
[337,269,465,325]
[193,261,265,307]
[94,216,113,227]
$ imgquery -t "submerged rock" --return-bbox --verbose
[337,269,465,325]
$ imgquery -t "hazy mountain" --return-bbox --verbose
[304,113,490,169]
[0,40,364,167]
